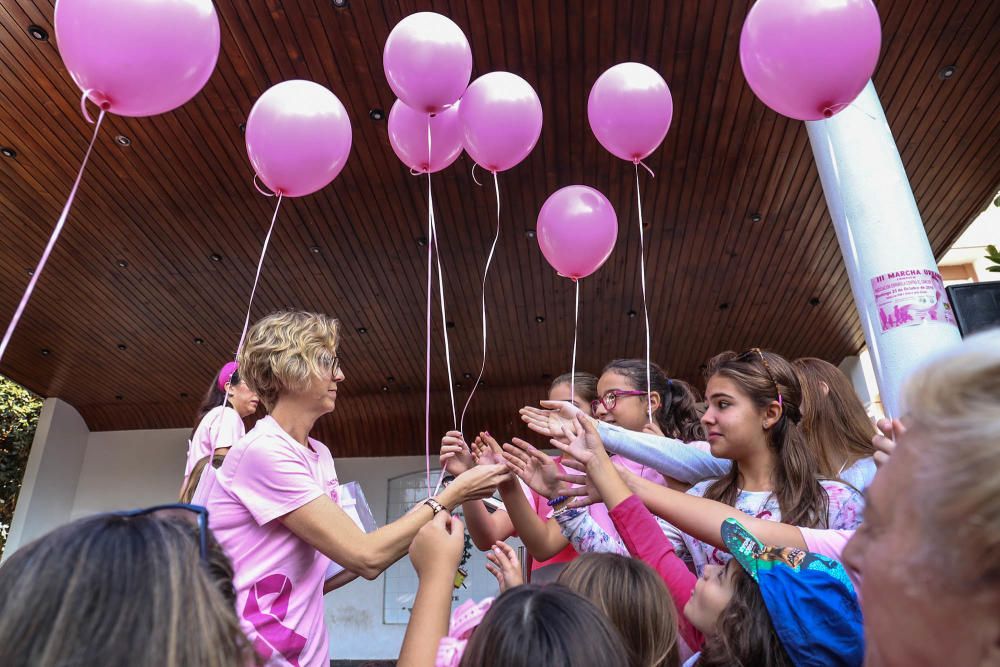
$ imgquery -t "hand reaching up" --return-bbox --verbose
[471,432,505,466]
[409,511,466,580]
[484,541,523,592]
[873,417,905,468]
[550,413,611,468]
[519,400,585,445]
[501,438,566,499]
[439,431,475,476]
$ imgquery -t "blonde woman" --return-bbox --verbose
[203,311,508,667]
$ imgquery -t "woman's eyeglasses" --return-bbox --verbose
[734,347,783,406]
[591,389,647,416]
[115,503,209,561]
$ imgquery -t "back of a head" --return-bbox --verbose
[459,585,630,667]
[0,512,251,667]
[559,553,680,667]
[179,453,228,504]
[793,357,876,477]
[551,371,599,405]
[901,329,1000,591]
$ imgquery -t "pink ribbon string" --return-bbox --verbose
[235,193,284,358]
[459,170,501,435]
[424,168,435,497]
[633,162,654,426]
[0,106,106,363]
[570,278,580,403]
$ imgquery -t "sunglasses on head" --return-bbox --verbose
[114,503,209,561]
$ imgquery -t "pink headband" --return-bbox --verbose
[435,597,493,667]
[217,361,239,391]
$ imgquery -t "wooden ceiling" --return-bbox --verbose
[0,0,997,457]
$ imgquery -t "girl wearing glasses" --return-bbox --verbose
[202,311,509,667]
[180,361,259,495]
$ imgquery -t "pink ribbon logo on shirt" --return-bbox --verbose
[243,573,308,666]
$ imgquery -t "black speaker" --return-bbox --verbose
[946,282,1000,336]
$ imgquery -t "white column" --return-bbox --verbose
[806,81,962,417]
[2,398,89,561]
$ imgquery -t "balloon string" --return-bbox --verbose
[635,159,656,178]
[0,109,105,363]
[634,163,654,425]
[235,194,283,358]
[571,279,580,405]
[424,167,435,498]
[459,171,501,435]
[253,174,276,197]
[471,162,484,187]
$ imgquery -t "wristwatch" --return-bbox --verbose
[422,497,446,516]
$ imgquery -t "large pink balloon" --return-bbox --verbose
[537,186,618,280]
[387,99,464,174]
[588,63,673,162]
[383,12,472,114]
[460,72,543,173]
[245,80,352,198]
[54,0,220,117]
[740,0,881,121]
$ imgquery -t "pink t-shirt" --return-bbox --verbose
[205,416,340,667]
[800,528,854,561]
[184,405,245,479]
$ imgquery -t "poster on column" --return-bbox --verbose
[870,269,957,332]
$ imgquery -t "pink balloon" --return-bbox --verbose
[387,99,464,174]
[460,72,543,173]
[383,12,472,114]
[537,186,618,280]
[245,80,352,198]
[54,0,220,117]
[740,0,881,121]
[588,63,673,162]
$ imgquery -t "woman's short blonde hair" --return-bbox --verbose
[238,311,340,410]
[902,329,1000,590]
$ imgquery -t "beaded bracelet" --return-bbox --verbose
[546,495,568,507]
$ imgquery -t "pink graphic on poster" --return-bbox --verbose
[870,269,957,332]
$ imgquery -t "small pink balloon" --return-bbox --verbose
[383,12,472,114]
[245,80,353,198]
[387,99,464,174]
[537,186,618,280]
[588,63,673,162]
[54,0,220,117]
[460,72,543,173]
[740,0,881,120]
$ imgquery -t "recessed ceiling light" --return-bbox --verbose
[938,65,956,80]
[357,327,367,334]
[332,0,349,7]
[416,236,428,247]
[446,321,455,329]
[117,343,127,351]
[27,25,48,41]
[309,245,321,254]
[750,212,762,223]
[454,382,462,389]
[381,385,389,392]
[40,348,50,356]
[115,135,131,147]
[809,297,821,306]
[463,372,472,379]
[238,122,246,134]
[180,392,188,398]
[117,259,128,268]
[209,253,222,262]
[25,268,33,277]
[369,108,384,121]
[535,315,545,323]
[116,394,123,400]
[1,147,17,158]
[386,376,395,383]
[718,302,730,311]
[627,309,637,319]
[193,337,204,345]
[525,229,536,239]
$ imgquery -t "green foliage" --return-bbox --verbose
[0,376,42,554]
[986,245,1000,273]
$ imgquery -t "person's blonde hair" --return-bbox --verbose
[558,553,680,667]
[901,329,1000,591]
[238,311,340,410]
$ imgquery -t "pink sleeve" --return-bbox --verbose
[799,528,853,561]
[210,407,245,450]
[609,494,703,650]
[228,437,326,526]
